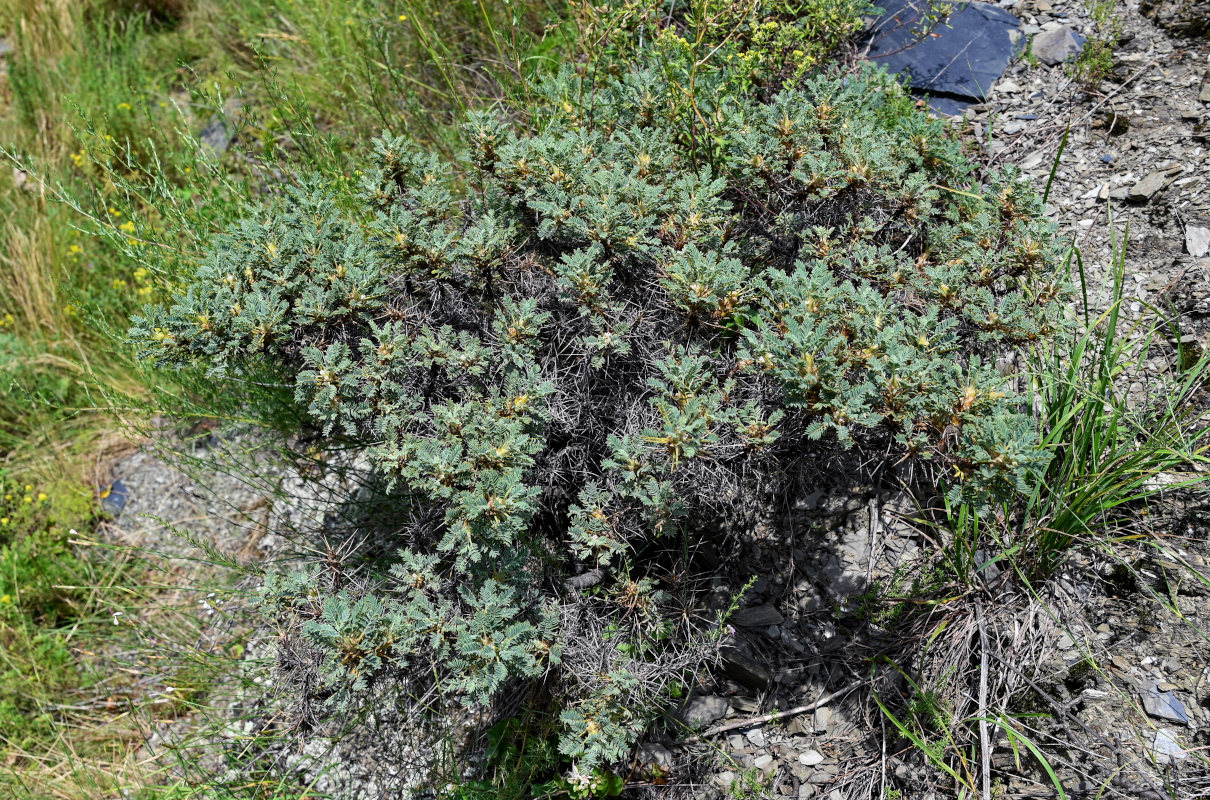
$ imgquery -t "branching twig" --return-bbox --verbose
[674,681,864,744]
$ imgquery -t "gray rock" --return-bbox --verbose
[1151,728,1187,765]
[199,117,232,155]
[1186,226,1210,258]
[1140,682,1191,724]
[1128,171,1179,203]
[636,743,673,770]
[734,604,785,628]
[1031,26,1085,65]
[753,753,776,775]
[746,728,767,748]
[674,694,730,727]
[721,646,773,691]
[712,771,736,791]
[1201,84,1210,103]
[798,749,825,766]
[814,706,832,733]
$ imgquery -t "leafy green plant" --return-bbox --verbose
[130,47,1065,774]
[1067,0,1123,86]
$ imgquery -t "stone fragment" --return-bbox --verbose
[99,478,131,515]
[865,0,1023,112]
[798,749,825,766]
[1186,226,1210,258]
[1128,171,1178,203]
[1151,728,1187,765]
[1031,26,1085,65]
[199,117,232,155]
[753,754,776,775]
[734,604,785,628]
[814,706,832,733]
[721,646,773,691]
[1201,84,1210,103]
[636,743,673,771]
[712,771,736,791]
[1140,682,1191,725]
[731,695,760,713]
[674,694,729,727]
[746,728,767,748]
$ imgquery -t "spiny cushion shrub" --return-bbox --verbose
[130,61,1065,769]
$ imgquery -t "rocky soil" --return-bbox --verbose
[93,2,1210,797]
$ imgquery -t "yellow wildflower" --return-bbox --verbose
[119,220,137,234]
[37,493,47,502]
[117,102,133,111]
[0,518,8,525]
[68,244,83,256]
[398,13,407,20]
[112,278,128,290]
[0,595,10,604]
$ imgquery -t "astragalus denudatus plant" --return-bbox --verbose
[129,60,1066,769]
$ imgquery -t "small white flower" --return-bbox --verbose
[568,763,593,790]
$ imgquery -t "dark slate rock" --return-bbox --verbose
[733,604,785,628]
[865,0,1023,112]
[99,478,131,516]
[720,644,772,691]
[1140,681,1191,725]
[672,694,730,727]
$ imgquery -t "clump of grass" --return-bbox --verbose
[873,211,1210,797]
[0,0,581,795]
